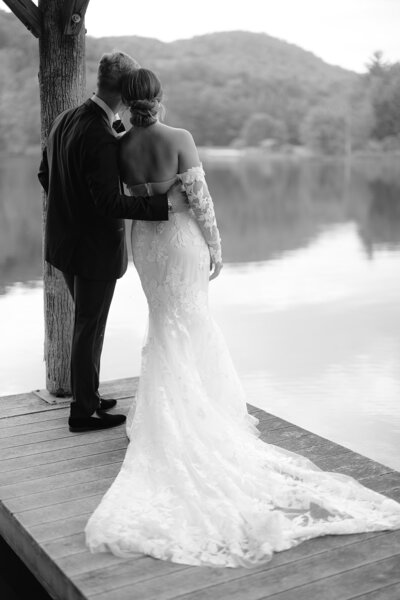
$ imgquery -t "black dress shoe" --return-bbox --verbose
[68,412,126,432]
[98,398,117,411]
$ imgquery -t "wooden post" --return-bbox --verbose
[4,0,90,395]
[38,0,88,395]
[2,0,42,37]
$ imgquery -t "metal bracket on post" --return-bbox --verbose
[62,0,90,35]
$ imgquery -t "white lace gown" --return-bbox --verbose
[85,165,400,568]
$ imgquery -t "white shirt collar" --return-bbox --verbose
[90,94,116,128]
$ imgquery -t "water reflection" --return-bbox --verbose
[1,154,400,288]
[211,227,400,470]
[358,178,400,254]
[0,154,43,293]
[1,153,400,470]
[205,155,400,262]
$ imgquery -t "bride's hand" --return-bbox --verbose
[210,259,223,281]
[167,181,188,213]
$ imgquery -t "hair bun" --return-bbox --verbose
[122,67,164,127]
[130,98,158,115]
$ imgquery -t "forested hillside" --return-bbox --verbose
[1,9,399,153]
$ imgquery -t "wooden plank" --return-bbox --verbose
[0,500,86,600]
[0,396,133,435]
[34,380,137,406]
[29,514,92,544]
[6,477,115,512]
[56,549,128,577]
[43,532,87,559]
[0,378,135,405]
[0,414,69,438]
[249,408,310,431]
[251,411,394,482]
[0,438,127,474]
[357,472,400,493]
[260,554,400,600]
[50,530,384,593]
[1,420,347,463]
[0,448,125,486]
[247,405,285,420]
[88,533,400,600]
[251,412,292,427]
[0,391,38,403]
[385,488,400,502]
[350,582,400,599]
[0,394,57,418]
[16,494,104,527]
[76,532,383,598]
[260,423,350,450]
[1,382,399,600]
[0,378,136,419]
[76,557,188,597]
[315,453,393,479]
[1,427,127,461]
[0,425,100,450]
[262,425,316,442]
[99,377,137,397]
[254,417,305,433]
[0,397,133,443]
[0,405,69,427]
[0,462,121,500]
[262,431,354,458]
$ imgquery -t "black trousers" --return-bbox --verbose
[63,272,117,418]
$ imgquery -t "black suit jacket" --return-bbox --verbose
[38,99,169,280]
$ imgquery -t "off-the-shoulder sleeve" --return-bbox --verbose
[177,164,222,264]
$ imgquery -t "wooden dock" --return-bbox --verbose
[1,378,400,600]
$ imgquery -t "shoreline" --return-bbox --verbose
[2,145,400,162]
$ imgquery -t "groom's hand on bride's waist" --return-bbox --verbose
[167,181,189,213]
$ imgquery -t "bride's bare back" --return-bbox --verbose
[119,121,199,185]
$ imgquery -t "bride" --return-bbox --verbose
[85,68,400,568]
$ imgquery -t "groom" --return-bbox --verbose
[38,51,184,433]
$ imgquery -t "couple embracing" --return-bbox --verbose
[39,51,400,568]
[39,51,220,433]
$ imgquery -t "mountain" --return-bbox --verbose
[0,9,356,151]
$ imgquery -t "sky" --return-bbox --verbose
[2,0,399,72]
[83,0,399,72]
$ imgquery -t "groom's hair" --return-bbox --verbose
[97,51,140,94]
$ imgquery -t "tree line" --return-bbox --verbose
[0,9,398,155]
[241,51,400,155]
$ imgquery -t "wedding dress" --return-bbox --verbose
[85,165,400,568]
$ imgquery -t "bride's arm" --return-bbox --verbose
[177,131,223,280]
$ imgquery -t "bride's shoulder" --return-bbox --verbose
[157,123,193,142]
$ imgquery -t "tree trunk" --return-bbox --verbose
[38,0,86,395]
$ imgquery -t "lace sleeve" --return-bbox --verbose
[177,164,222,264]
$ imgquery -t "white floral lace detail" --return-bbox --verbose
[177,164,222,264]
[85,166,400,569]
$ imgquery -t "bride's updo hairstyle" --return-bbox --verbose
[122,68,164,127]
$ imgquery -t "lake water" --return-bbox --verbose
[1,151,400,470]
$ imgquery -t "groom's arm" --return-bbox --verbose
[38,147,49,194]
[85,128,169,221]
